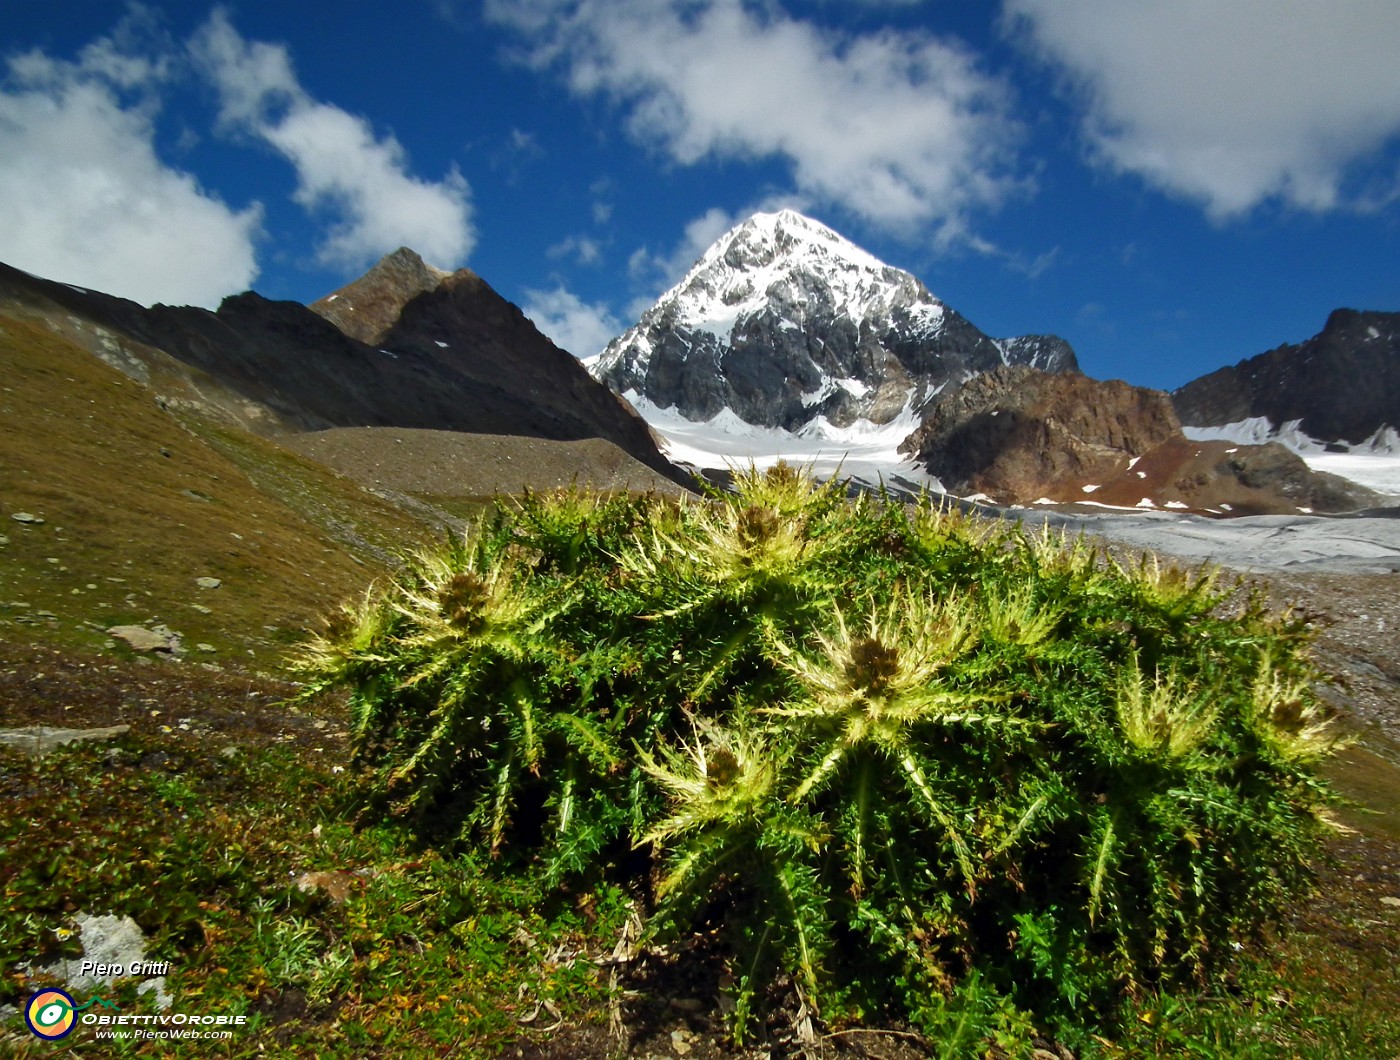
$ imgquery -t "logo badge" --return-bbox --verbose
[25,988,78,1040]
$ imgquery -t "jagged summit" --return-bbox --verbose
[591,210,1077,431]
[1173,308,1400,451]
[310,247,455,346]
[654,209,935,345]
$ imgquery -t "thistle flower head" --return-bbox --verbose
[1114,654,1218,759]
[638,718,778,847]
[771,590,980,745]
[619,490,834,603]
[393,535,535,651]
[1249,650,1339,761]
[908,499,1002,556]
[980,579,1064,651]
[1119,553,1222,617]
[728,460,837,517]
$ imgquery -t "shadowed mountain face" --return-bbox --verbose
[1172,309,1400,446]
[0,254,681,483]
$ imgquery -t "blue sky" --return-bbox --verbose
[2,2,1399,391]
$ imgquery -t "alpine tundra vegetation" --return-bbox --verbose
[297,464,1343,1045]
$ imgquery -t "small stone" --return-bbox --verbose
[189,603,212,614]
[294,870,361,904]
[107,625,179,653]
[195,577,221,590]
[1381,896,1400,908]
[0,534,8,546]
[0,724,130,756]
[10,512,43,524]
[196,643,216,653]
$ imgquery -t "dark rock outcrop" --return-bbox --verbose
[1172,309,1400,446]
[903,366,1378,514]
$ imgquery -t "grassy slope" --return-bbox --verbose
[0,314,436,668]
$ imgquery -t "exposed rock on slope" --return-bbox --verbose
[1172,309,1400,447]
[902,366,1378,514]
[309,246,449,345]
[592,210,1077,430]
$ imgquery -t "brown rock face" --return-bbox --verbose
[308,247,448,345]
[902,366,1378,514]
[901,366,1180,498]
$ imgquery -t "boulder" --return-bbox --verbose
[107,625,180,652]
[0,724,130,757]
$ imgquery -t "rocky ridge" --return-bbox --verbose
[1172,308,1400,448]
[902,366,1379,514]
[309,246,450,345]
[0,255,682,484]
[591,210,1077,431]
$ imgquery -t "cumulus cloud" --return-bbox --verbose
[522,286,624,360]
[485,0,1021,244]
[1006,0,1400,218]
[0,26,260,308]
[191,9,474,269]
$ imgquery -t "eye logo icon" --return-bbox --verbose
[25,988,77,1040]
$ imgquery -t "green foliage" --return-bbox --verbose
[0,727,630,1057]
[296,464,1343,1043]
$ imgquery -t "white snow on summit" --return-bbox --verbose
[595,209,945,382]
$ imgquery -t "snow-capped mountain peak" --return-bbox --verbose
[592,210,1076,433]
[647,209,937,349]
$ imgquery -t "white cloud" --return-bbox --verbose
[521,286,623,359]
[485,0,1021,244]
[547,234,603,265]
[627,206,742,295]
[0,30,260,308]
[191,9,473,269]
[1006,0,1400,218]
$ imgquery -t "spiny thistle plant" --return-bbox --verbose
[297,465,1341,1045]
[1248,648,1342,762]
[1113,654,1218,759]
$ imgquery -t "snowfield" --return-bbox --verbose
[1184,419,1400,502]
[623,391,944,494]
